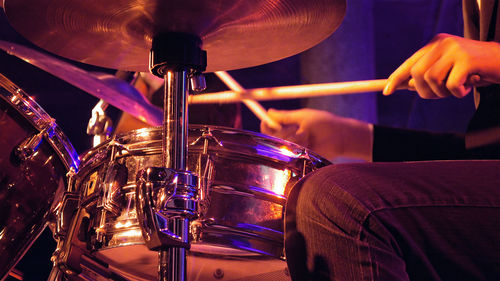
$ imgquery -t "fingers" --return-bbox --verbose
[422,55,454,98]
[261,120,307,146]
[446,61,474,98]
[383,43,435,95]
[260,120,273,135]
[261,121,298,138]
[260,109,301,136]
[384,34,479,99]
[409,44,444,99]
[261,108,313,146]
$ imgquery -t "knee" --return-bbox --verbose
[293,164,374,235]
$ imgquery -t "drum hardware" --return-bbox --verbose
[48,168,81,281]
[51,32,209,281]
[49,194,78,281]
[135,165,198,281]
[14,119,56,162]
[87,100,113,147]
[94,147,128,245]
[189,72,207,93]
[48,200,100,279]
[139,32,207,281]
[298,151,316,177]
[49,251,129,281]
[190,127,222,148]
[48,143,129,280]
[53,168,79,239]
[46,125,330,281]
[135,168,198,249]
[191,127,219,218]
[0,73,79,280]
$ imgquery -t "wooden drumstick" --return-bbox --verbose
[190,78,414,104]
[214,71,282,130]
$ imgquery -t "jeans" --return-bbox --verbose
[285,160,500,281]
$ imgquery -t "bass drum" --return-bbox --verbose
[0,73,79,280]
[74,125,330,281]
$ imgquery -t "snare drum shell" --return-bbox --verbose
[72,126,330,281]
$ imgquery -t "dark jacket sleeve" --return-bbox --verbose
[372,125,467,162]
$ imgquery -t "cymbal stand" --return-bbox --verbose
[135,32,207,281]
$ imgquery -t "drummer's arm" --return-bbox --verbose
[262,108,374,162]
[262,108,470,162]
[373,33,500,161]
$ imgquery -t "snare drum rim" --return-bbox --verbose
[78,125,330,170]
[0,73,80,171]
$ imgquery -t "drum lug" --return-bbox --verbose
[135,167,198,250]
[192,127,218,217]
[15,121,55,161]
[298,150,314,176]
[190,127,223,148]
[50,207,89,278]
[196,153,214,217]
[95,161,128,243]
[54,192,80,238]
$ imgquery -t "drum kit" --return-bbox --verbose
[0,1,347,280]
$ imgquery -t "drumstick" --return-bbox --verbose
[190,78,413,104]
[214,71,282,130]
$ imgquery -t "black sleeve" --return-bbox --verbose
[372,125,467,162]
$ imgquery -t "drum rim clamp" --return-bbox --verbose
[136,167,199,250]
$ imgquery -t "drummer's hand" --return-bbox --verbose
[261,108,373,161]
[383,33,500,98]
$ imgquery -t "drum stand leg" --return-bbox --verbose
[135,32,207,281]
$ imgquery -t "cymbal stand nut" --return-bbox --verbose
[190,72,206,92]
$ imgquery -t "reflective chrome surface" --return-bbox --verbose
[0,73,78,279]
[0,74,79,172]
[73,125,329,280]
[0,41,162,126]
[4,0,345,72]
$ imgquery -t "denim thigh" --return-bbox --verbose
[285,160,500,281]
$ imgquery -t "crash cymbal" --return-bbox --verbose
[0,40,162,125]
[3,0,345,72]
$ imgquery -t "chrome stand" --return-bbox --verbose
[160,69,190,281]
[135,32,207,281]
[48,32,206,281]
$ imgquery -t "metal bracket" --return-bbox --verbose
[15,119,55,161]
[149,32,207,77]
[136,167,198,250]
[87,99,113,147]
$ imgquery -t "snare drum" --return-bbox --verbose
[0,74,79,279]
[71,126,329,281]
